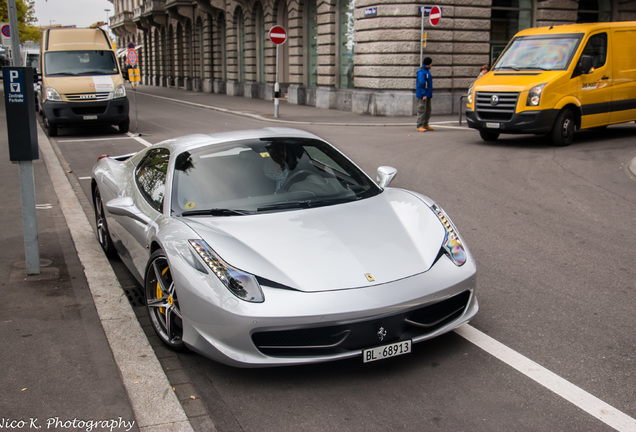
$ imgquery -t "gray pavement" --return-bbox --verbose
[1,84,634,432]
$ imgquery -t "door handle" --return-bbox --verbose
[601,76,610,80]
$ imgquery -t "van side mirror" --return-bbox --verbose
[578,55,593,75]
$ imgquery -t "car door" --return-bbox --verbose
[576,31,613,129]
[122,147,170,277]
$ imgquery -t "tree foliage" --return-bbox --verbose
[0,0,41,43]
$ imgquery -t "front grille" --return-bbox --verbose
[65,92,111,102]
[475,91,519,121]
[252,290,471,357]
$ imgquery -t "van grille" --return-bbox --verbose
[475,92,519,121]
[65,92,112,102]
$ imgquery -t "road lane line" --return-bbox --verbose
[127,132,153,147]
[455,324,636,432]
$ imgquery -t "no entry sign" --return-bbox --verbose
[429,5,441,26]
[269,26,287,45]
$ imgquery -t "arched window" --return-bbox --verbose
[338,0,355,89]
[490,0,533,65]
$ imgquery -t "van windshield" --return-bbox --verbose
[44,50,119,76]
[493,34,583,72]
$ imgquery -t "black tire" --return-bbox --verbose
[551,109,575,146]
[119,118,130,134]
[479,129,500,142]
[45,116,58,137]
[93,187,118,258]
[145,250,187,351]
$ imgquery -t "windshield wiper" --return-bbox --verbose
[181,208,251,216]
[257,200,313,212]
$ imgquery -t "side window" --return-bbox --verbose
[582,33,607,69]
[135,148,170,212]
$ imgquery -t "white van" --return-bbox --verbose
[39,28,129,137]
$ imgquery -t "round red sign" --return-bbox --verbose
[429,6,441,26]
[269,26,287,45]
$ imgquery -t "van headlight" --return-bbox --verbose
[45,87,62,102]
[467,84,474,105]
[114,84,126,99]
[526,84,546,107]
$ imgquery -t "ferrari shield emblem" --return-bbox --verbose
[365,273,375,282]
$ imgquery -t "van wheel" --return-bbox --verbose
[45,117,58,137]
[479,130,500,142]
[551,109,575,146]
[119,118,130,134]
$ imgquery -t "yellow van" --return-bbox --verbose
[466,21,636,146]
[39,28,129,137]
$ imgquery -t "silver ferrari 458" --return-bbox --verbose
[91,128,477,367]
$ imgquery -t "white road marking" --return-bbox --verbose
[126,132,153,147]
[455,324,636,432]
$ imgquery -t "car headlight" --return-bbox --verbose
[432,204,466,266]
[114,84,126,99]
[467,84,474,105]
[526,83,546,107]
[189,239,264,303]
[45,87,62,101]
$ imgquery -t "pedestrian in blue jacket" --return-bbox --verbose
[416,57,434,132]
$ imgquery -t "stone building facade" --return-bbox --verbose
[109,0,636,115]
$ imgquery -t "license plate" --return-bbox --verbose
[486,122,500,129]
[83,115,98,120]
[363,340,411,363]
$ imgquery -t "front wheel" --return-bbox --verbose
[479,130,500,142]
[44,116,58,137]
[145,251,187,351]
[551,109,575,146]
[118,118,130,134]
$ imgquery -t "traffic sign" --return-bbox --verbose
[127,48,138,66]
[1,24,10,37]
[429,5,441,26]
[269,26,287,45]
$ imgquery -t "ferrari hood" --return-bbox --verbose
[183,189,446,292]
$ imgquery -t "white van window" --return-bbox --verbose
[494,34,583,71]
[44,50,119,76]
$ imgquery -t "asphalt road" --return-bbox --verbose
[45,89,636,432]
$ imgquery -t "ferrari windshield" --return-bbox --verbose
[172,137,382,215]
[494,34,583,71]
[44,50,120,76]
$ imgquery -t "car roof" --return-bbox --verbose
[154,127,324,155]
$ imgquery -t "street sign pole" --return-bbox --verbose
[269,26,287,118]
[7,0,40,274]
[275,44,280,118]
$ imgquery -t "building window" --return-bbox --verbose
[577,0,612,23]
[490,0,533,65]
[338,0,355,89]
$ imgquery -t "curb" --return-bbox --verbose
[37,124,194,432]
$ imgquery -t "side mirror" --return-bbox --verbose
[578,55,593,75]
[106,197,152,225]
[376,166,397,188]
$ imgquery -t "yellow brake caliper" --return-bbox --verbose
[157,266,171,316]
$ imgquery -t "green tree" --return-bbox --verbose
[0,0,41,43]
